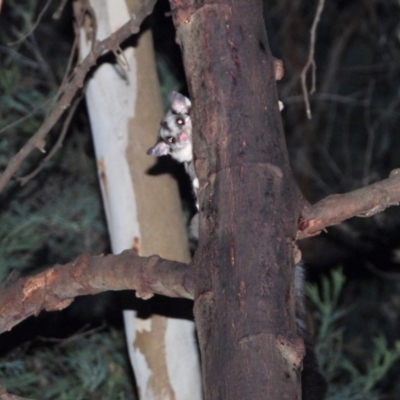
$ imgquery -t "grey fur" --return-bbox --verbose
[147,91,198,206]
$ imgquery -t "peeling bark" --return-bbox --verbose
[0,250,194,335]
[76,0,202,398]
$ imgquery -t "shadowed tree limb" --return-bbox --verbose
[0,250,194,335]
[2,169,399,338]
[298,169,400,238]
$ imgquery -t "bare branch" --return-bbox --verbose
[300,0,325,119]
[0,99,51,135]
[7,0,52,46]
[0,0,157,194]
[298,169,400,238]
[54,26,80,105]
[283,93,363,106]
[315,8,366,104]
[0,249,194,335]
[53,0,69,20]
[362,80,376,185]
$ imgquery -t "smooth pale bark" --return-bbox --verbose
[76,1,202,399]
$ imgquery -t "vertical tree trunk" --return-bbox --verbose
[75,1,202,399]
[170,0,303,398]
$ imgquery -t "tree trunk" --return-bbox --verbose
[170,0,303,398]
[75,1,202,398]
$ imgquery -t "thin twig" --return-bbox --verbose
[0,29,78,135]
[364,262,400,281]
[23,33,57,85]
[0,99,51,134]
[37,322,107,345]
[18,95,83,186]
[283,93,363,105]
[372,85,400,131]
[0,0,157,195]
[343,61,400,73]
[300,0,326,119]
[53,0,69,20]
[52,30,80,108]
[8,0,52,46]
[362,80,376,185]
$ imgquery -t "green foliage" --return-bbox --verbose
[0,2,108,282]
[0,203,47,278]
[0,328,135,400]
[0,129,108,281]
[307,270,400,400]
[0,1,61,147]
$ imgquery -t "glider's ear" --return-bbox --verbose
[147,141,170,157]
[169,91,191,114]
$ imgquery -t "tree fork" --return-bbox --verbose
[170,0,304,398]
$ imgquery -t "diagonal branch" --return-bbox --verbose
[7,0,52,46]
[0,0,157,195]
[298,169,400,238]
[0,249,194,335]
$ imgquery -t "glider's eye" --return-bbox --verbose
[176,117,185,126]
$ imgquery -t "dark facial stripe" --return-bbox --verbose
[161,120,172,132]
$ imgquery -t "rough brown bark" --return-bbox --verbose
[298,168,400,238]
[170,1,303,398]
[0,251,194,335]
